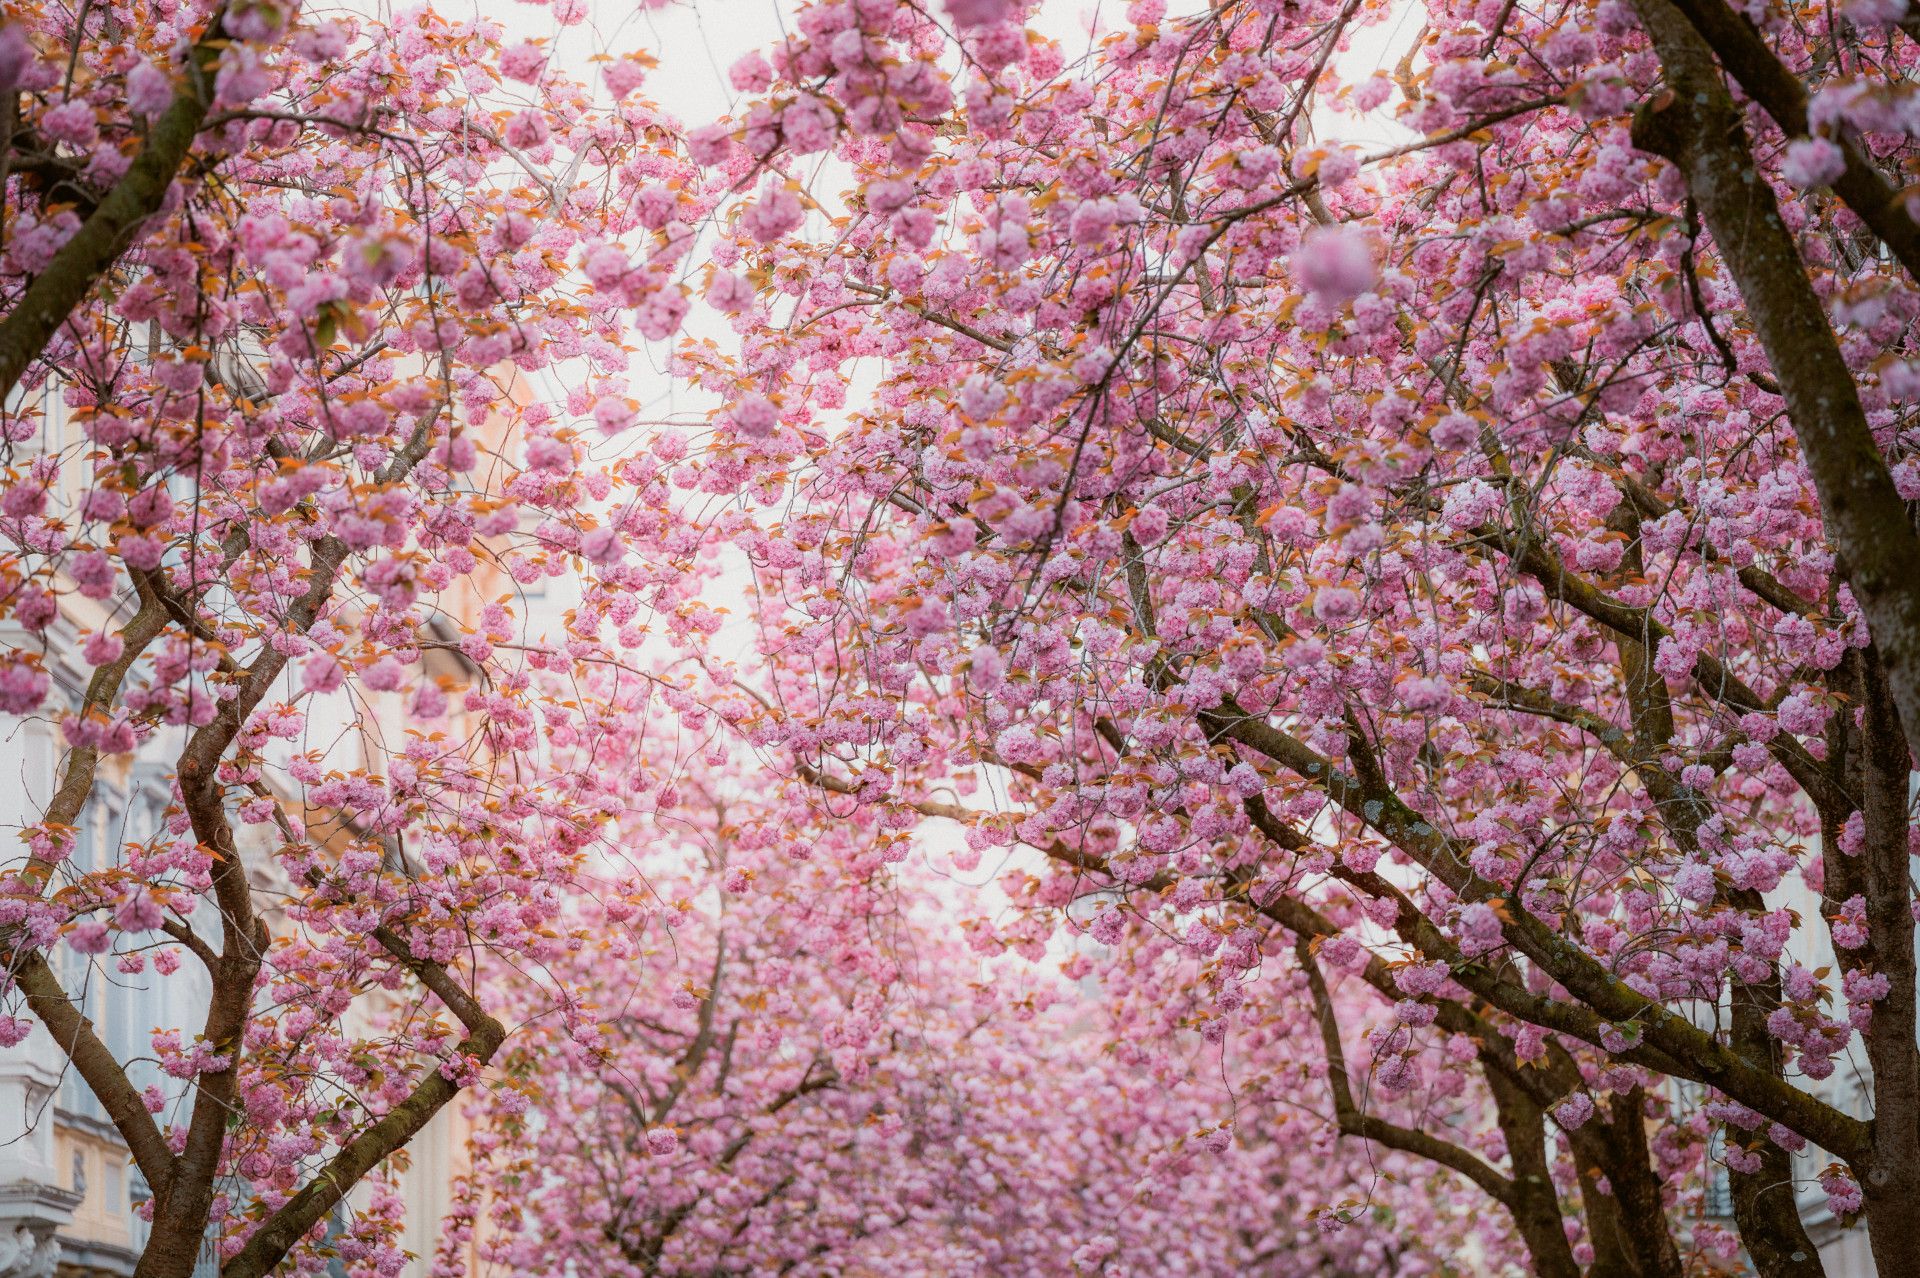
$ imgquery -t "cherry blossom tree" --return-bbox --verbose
[448,733,1470,1277]
[13,0,1920,1270]
[0,2,711,1275]
[676,0,1920,1273]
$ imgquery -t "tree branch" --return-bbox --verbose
[4,949,175,1191]
[1663,0,1920,282]
[1631,0,1920,768]
[0,26,223,398]
[1295,940,1517,1204]
[217,1009,506,1278]
[1200,697,1873,1160]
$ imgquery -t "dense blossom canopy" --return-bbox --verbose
[450,742,1462,1276]
[0,0,715,1273]
[3,0,1919,1275]
[669,0,1920,1273]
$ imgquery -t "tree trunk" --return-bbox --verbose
[1485,1061,1583,1278]
[1569,1088,1687,1278]
[1629,0,1920,810]
[1626,4,1919,1264]
[1825,648,1920,1273]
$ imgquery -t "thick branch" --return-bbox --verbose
[1202,698,1872,1160]
[217,1010,507,1278]
[0,33,221,398]
[1630,0,1920,763]
[1486,527,1849,813]
[1662,0,1920,281]
[7,949,175,1190]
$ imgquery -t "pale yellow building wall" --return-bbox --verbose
[51,1124,136,1260]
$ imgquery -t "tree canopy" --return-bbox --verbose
[1,0,1917,1275]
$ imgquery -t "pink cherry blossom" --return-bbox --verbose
[1292,224,1379,304]
[1783,137,1846,187]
